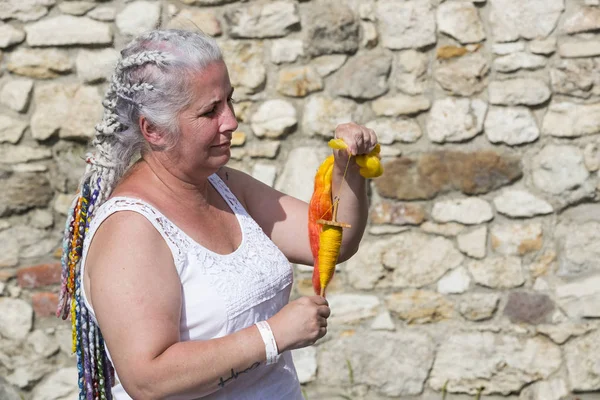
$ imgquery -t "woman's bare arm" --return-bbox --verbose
[86,211,328,399]
[86,212,266,399]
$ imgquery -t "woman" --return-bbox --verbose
[57,29,378,399]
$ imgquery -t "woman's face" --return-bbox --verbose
[172,61,238,177]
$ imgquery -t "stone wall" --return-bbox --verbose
[1,0,599,399]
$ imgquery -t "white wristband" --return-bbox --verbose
[255,321,280,365]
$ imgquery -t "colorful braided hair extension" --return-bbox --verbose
[56,29,223,399]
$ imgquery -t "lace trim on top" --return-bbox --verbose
[83,173,292,322]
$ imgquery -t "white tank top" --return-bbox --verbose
[80,173,303,400]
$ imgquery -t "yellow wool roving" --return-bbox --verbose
[312,138,384,296]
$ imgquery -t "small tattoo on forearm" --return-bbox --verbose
[225,171,229,181]
[217,362,260,388]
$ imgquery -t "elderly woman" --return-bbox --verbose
[57,29,378,399]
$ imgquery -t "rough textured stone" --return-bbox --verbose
[556,275,600,318]
[87,6,116,22]
[558,40,600,58]
[437,2,485,44]
[167,9,221,36]
[25,16,112,46]
[564,330,600,391]
[251,163,276,187]
[562,6,600,34]
[503,292,554,324]
[250,99,296,138]
[221,41,265,97]
[0,228,19,267]
[485,106,540,145]
[291,347,316,384]
[457,226,487,259]
[543,102,600,137]
[7,48,72,79]
[382,232,464,288]
[0,23,25,49]
[557,221,600,277]
[31,292,58,317]
[275,147,330,203]
[31,83,103,141]
[491,223,543,256]
[494,52,547,73]
[0,145,51,164]
[75,49,119,84]
[31,368,78,400]
[386,290,454,323]
[327,294,380,324]
[0,116,27,144]
[376,0,436,50]
[0,0,56,22]
[365,118,421,144]
[276,66,323,97]
[437,267,471,294]
[0,298,33,339]
[304,3,359,57]
[0,78,33,113]
[331,49,392,100]
[371,94,430,117]
[550,59,599,99]
[371,311,395,331]
[489,0,564,42]
[369,199,425,225]
[225,1,299,39]
[0,169,53,217]
[489,79,551,106]
[434,51,490,96]
[0,377,21,400]
[468,256,525,288]
[532,145,589,195]
[492,42,526,56]
[57,1,95,16]
[432,197,493,225]
[430,332,562,394]
[16,263,61,288]
[345,238,391,290]
[394,49,429,95]
[310,55,347,77]
[50,141,87,194]
[519,378,569,400]
[458,293,500,321]
[426,98,487,143]
[319,331,434,396]
[115,1,161,36]
[270,39,303,64]
[537,323,595,344]
[246,141,280,159]
[376,150,522,200]
[421,221,467,237]
[302,95,357,138]
[493,189,553,218]
[529,37,557,55]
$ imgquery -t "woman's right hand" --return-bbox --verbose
[267,296,331,353]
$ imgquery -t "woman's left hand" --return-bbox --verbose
[332,122,378,168]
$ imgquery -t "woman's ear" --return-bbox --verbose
[139,115,166,147]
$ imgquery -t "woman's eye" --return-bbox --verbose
[202,107,216,116]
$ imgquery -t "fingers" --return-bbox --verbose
[334,122,378,156]
[317,305,331,319]
[310,295,329,307]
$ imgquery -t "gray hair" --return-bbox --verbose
[85,28,223,205]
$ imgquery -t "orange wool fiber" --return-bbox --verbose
[308,155,335,297]
[308,139,383,297]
